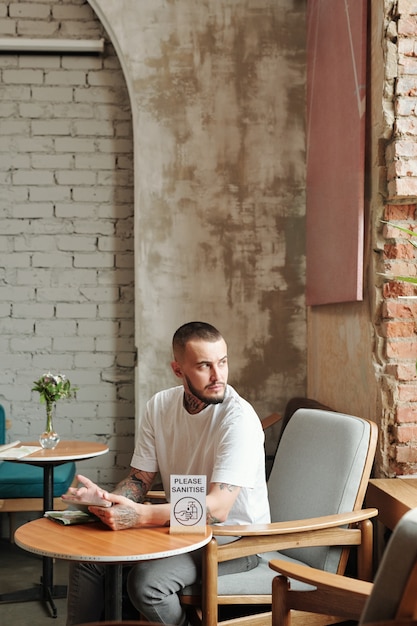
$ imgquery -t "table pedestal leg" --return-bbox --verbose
[42,464,57,616]
[105,563,123,621]
[41,464,68,617]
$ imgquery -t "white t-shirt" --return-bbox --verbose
[130,384,271,526]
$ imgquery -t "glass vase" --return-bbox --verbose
[39,401,60,449]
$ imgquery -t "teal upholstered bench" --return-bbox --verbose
[0,405,76,540]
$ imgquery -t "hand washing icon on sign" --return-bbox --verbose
[173,497,204,526]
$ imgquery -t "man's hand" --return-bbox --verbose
[88,493,146,530]
[62,473,112,507]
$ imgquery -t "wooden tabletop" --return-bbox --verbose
[12,440,109,463]
[367,478,417,530]
[15,517,212,563]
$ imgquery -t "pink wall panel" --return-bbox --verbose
[306,0,367,305]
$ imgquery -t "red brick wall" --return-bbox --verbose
[382,204,417,471]
[382,1,417,473]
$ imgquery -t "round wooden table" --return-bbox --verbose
[15,516,212,620]
[0,440,108,617]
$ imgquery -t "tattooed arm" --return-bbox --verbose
[206,482,241,524]
[63,472,240,530]
[88,467,171,530]
[63,469,173,530]
[93,478,241,530]
[112,467,156,503]
[62,468,157,506]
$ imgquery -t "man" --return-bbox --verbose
[64,321,270,625]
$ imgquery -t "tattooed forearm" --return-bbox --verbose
[113,473,152,503]
[206,507,221,525]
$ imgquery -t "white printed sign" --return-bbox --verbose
[170,475,206,534]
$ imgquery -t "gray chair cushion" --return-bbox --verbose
[182,551,316,597]
[217,552,316,595]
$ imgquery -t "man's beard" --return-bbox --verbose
[185,375,225,405]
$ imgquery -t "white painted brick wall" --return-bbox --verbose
[386,1,417,199]
[0,0,135,491]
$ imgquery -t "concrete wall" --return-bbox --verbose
[84,1,309,437]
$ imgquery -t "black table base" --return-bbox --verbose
[0,579,67,618]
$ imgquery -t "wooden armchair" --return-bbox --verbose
[270,507,417,626]
[181,408,378,626]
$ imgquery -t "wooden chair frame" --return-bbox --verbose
[270,550,417,626]
[181,414,378,626]
[182,508,377,626]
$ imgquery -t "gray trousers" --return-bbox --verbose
[66,548,259,625]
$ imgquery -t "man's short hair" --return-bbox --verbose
[172,321,223,359]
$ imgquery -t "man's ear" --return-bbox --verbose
[171,360,183,379]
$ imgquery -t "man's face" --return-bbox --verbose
[172,338,228,405]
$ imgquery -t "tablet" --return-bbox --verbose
[62,494,113,508]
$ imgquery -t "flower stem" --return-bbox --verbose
[46,401,54,433]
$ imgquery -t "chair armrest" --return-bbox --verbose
[146,490,166,498]
[213,508,378,537]
[261,412,282,430]
[269,558,373,620]
[269,558,373,596]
